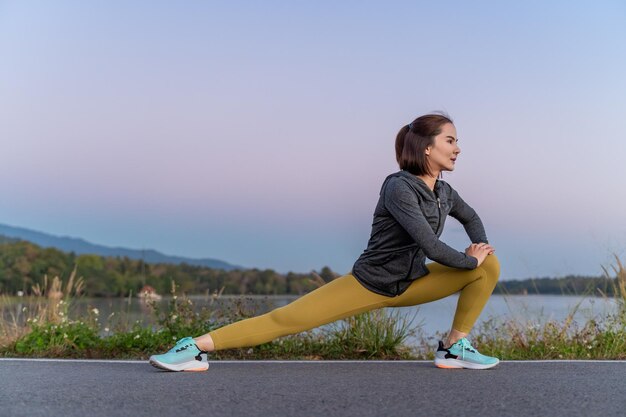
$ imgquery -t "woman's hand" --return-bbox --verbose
[465,242,495,267]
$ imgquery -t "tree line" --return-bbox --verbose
[0,236,336,297]
[0,235,619,297]
[494,275,618,296]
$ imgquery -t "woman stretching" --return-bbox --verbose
[149,113,501,371]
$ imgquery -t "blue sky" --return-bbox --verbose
[1,0,625,279]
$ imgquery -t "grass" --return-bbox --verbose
[2,255,626,360]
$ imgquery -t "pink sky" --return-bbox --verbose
[1,1,625,278]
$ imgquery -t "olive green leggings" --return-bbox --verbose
[209,254,500,350]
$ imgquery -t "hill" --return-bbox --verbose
[0,223,240,271]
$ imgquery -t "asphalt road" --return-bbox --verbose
[1,359,625,417]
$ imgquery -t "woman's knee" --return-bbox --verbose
[267,307,296,327]
[480,253,501,282]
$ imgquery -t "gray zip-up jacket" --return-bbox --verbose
[352,170,488,297]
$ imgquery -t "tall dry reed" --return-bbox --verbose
[0,268,84,347]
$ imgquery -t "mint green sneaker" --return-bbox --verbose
[149,337,209,372]
[434,338,499,370]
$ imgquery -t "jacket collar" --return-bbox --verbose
[393,170,442,195]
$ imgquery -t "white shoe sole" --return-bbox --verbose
[434,357,499,370]
[149,356,209,372]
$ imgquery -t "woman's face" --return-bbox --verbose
[425,123,461,173]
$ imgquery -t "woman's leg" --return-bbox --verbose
[388,254,500,339]
[449,254,500,335]
[199,273,394,351]
[198,254,500,351]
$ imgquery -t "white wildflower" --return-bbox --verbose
[22,307,27,312]
[63,333,68,339]
[104,327,110,332]
[33,318,38,323]
[91,308,99,315]
[171,315,178,320]
[59,312,64,316]
[134,334,140,340]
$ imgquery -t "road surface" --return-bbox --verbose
[1,359,625,417]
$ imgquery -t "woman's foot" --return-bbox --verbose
[149,337,209,372]
[434,338,499,370]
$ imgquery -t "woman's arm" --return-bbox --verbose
[448,186,489,244]
[384,179,478,269]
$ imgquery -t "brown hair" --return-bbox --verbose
[395,113,453,176]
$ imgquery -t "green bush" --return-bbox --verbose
[14,320,100,357]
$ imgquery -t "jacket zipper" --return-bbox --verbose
[436,196,441,234]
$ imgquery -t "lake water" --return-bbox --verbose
[2,294,621,346]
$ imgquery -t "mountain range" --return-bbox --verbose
[0,223,241,271]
